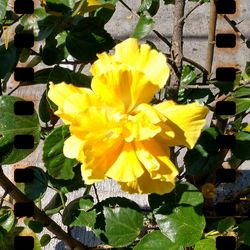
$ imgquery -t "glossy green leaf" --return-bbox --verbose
[181,65,198,85]
[43,125,79,180]
[66,17,115,63]
[163,0,175,4]
[37,15,61,41]
[19,48,31,63]
[24,219,44,233]
[0,96,40,164]
[134,230,183,250]
[0,0,7,20]
[137,0,160,17]
[178,88,214,105]
[20,7,48,38]
[132,14,154,39]
[227,97,250,115]
[234,86,250,98]
[194,239,216,250]
[22,66,91,87]
[155,206,205,247]
[48,164,85,194]
[238,221,250,246]
[0,207,15,233]
[44,192,67,215]
[40,234,51,247]
[242,61,250,80]
[94,5,116,24]
[148,181,204,210]
[232,131,250,160]
[103,206,143,247]
[93,196,142,243]
[184,128,220,176]
[17,167,48,202]
[217,217,235,233]
[62,197,96,228]
[149,182,205,247]
[39,90,51,123]
[0,42,19,79]
[45,0,74,14]
[42,38,67,65]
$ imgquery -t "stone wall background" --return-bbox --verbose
[1,0,250,249]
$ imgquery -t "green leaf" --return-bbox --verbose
[238,221,250,246]
[43,125,79,179]
[181,65,198,85]
[242,61,250,80]
[103,206,143,247]
[231,131,250,160]
[163,0,175,4]
[148,181,204,210]
[134,230,183,250]
[37,15,61,41]
[234,86,250,98]
[93,197,142,242]
[62,197,96,228]
[40,234,51,247]
[137,0,160,17]
[45,0,74,14]
[232,98,250,114]
[0,96,40,164]
[94,6,116,24]
[22,66,91,87]
[42,38,67,65]
[132,14,154,39]
[20,7,48,38]
[217,217,235,233]
[155,206,205,247]
[149,182,205,247]
[39,90,51,123]
[44,192,67,215]
[48,164,86,194]
[0,42,19,79]
[19,48,31,63]
[66,17,115,63]
[0,0,7,20]
[184,128,220,176]
[17,167,48,202]
[24,219,44,233]
[194,239,216,250]
[0,207,15,233]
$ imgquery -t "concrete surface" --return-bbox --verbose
[1,0,250,249]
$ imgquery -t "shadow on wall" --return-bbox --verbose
[55,226,101,250]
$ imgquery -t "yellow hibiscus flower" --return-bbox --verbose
[48,38,209,195]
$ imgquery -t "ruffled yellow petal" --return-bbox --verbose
[81,136,124,184]
[122,112,161,142]
[63,134,85,159]
[135,139,178,181]
[155,101,209,148]
[115,39,170,88]
[118,172,176,195]
[90,38,170,88]
[105,142,145,182]
[48,82,89,108]
[91,69,159,113]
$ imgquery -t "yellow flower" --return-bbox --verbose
[48,38,209,194]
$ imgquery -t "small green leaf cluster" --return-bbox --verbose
[1,0,250,249]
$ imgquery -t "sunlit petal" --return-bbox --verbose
[105,142,145,182]
[155,101,209,148]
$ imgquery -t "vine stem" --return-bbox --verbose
[168,0,185,101]
[0,166,87,250]
[205,0,217,80]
